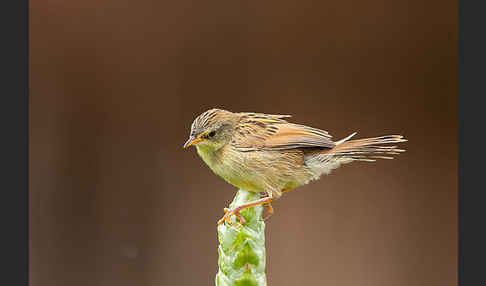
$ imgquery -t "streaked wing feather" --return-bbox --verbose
[231,113,335,151]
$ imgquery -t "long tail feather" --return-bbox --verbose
[325,133,407,162]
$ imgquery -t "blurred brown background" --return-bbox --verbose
[30,0,457,285]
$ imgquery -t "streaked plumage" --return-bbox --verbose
[184,108,407,225]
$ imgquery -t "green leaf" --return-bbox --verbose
[215,190,267,286]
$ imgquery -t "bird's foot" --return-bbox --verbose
[217,207,246,225]
[260,193,274,221]
[262,202,274,221]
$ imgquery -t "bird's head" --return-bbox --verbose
[183,108,238,151]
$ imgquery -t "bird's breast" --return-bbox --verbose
[196,145,263,192]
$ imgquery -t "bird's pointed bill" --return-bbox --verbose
[184,136,207,148]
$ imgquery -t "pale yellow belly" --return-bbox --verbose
[196,144,309,195]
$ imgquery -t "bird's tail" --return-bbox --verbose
[325,132,407,162]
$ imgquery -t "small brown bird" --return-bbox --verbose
[184,108,406,225]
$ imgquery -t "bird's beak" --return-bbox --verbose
[183,136,206,148]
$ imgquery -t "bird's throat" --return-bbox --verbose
[195,144,220,168]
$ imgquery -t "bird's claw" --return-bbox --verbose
[217,207,246,225]
[262,202,274,221]
[260,193,274,221]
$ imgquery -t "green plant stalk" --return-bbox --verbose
[215,189,267,286]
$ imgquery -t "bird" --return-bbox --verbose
[183,108,407,225]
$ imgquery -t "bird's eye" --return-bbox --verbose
[208,131,216,138]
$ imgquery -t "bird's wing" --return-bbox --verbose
[231,112,335,151]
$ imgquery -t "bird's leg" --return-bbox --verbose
[217,196,275,225]
[281,187,294,193]
[260,193,274,221]
[260,188,296,221]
